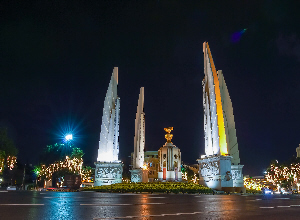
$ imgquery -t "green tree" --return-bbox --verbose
[71,147,84,160]
[0,128,18,156]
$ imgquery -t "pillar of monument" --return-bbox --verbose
[94,67,123,186]
[130,87,147,183]
[198,42,245,192]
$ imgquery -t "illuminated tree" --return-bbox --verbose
[0,128,18,174]
[266,158,300,190]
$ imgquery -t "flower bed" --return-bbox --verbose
[83,182,212,194]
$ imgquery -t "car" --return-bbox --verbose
[7,186,17,190]
[282,190,292,194]
[263,188,273,194]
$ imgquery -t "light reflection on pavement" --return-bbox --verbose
[0,191,300,219]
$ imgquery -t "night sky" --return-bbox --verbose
[1,1,300,176]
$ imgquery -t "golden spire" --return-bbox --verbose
[164,127,173,143]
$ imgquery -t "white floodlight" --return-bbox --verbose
[65,134,73,141]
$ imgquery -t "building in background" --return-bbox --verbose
[130,151,159,182]
[296,145,300,158]
[94,67,123,186]
[144,151,159,182]
[198,42,244,192]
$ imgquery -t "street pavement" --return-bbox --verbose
[0,191,299,219]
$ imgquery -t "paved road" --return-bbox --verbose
[0,191,300,219]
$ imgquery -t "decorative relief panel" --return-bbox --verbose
[94,162,123,186]
[131,172,142,183]
[200,159,220,177]
[231,170,242,180]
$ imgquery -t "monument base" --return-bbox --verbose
[231,164,244,187]
[197,155,233,191]
[130,169,148,183]
[94,161,123,186]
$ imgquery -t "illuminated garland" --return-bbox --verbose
[38,156,83,180]
[7,156,17,170]
[0,156,17,173]
[0,158,4,173]
[243,177,266,191]
[81,167,93,182]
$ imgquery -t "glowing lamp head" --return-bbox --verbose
[65,134,73,141]
[142,164,148,170]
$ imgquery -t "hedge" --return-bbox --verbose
[83,182,213,194]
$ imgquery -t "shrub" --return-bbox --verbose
[83,182,213,194]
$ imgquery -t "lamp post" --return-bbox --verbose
[65,134,73,155]
[35,171,39,190]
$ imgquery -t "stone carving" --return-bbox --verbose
[224,171,232,181]
[131,172,142,183]
[95,166,122,179]
[200,159,220,177]
[94,162,123,186]
[232,170,241,180]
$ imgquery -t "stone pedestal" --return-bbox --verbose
[231,164,244,187]
[157,169,182,182]
[198,155,233,190]
[94,162,123,186]
[130,169,149,183]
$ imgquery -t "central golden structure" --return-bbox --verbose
[158,127,182,181]
[164,127,173,143]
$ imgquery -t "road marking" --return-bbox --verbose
[0,204,44,206]
[256,199,262,200]
[0,191,8,193]
[274,198,290,199]
[290,205,300,206]
[142,203,164,205]
[259,207,274,209]
[277,206,290,208]
[94,212,204,219]
[81,204,131,206]
[146,197,166,198]
[119,194,144,196]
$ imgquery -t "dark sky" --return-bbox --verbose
[1,1,300,176]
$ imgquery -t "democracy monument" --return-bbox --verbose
[93,42,244,190]
[197,42,244,192]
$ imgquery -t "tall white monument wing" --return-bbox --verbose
[133,87,145,169]
[97,67,120,162]
[203,44,220,155]
[202,42,240,162]
[218,70,240,165]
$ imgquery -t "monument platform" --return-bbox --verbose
[130,169,148,183]
[94,161,123,186]
[198,155,244,191]
[198,155,233,190]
